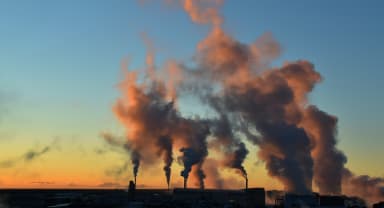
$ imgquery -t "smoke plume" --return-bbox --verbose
[202,158,224,189]
[178,119,210,189]
[105,161,130,180]
[342,169,384,205]
[182,0,223,27]
[300,106,347,195]
[157,135,173,188]
[229,142,248,180]
[0,139,59,168]
[179,148,197,186]
[112,69,177,185]
[210,115,249,183]
[107,0,383,198]
[112,56,212,188]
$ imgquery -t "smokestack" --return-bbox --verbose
[246,177,248,190]
[128,180,136,200]
[134,176,137,188]
[183,177,187,189]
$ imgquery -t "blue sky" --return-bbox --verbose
[0,0,383,183]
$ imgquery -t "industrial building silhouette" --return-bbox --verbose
[0,181,381,208]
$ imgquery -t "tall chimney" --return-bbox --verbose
[134,176,137,188]
[245,177,248,191]
[128,180,136,200]
[183,178,187,189]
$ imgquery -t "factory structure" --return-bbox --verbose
[0,173,380,208]
[124,182,371,208]
[1,182,382,208]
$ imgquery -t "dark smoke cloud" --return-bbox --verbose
[177,118,210,189]
[201,62,317,193]
[256,122,313,194]
[229,142,248,179]
[301,106,347,194]
[179,147,201,187]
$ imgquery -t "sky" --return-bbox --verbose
[0,0,383,189]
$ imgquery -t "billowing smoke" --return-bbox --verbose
[112,69,179,186]
[180,0,319,194]
[107,0,382,198]
[300,106,347,194]
[177,119,210,189]
[195,29,316,193]
[112,55,211,188]
[342,169,384,205]
[179,148,199,188]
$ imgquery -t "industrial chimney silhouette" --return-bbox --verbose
[183,178,187,189]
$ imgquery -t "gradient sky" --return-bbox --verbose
[0,0,383,189]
